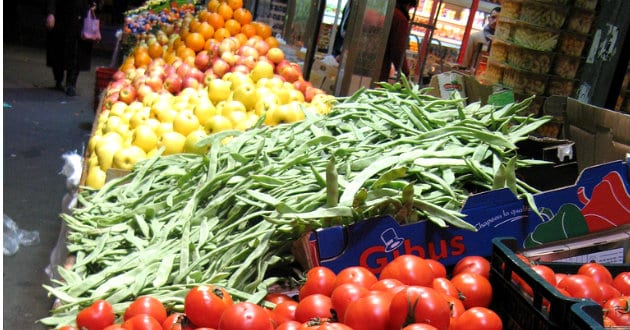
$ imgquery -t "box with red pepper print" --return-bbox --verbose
[293,160,630,276]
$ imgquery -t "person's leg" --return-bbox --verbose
[65,40,80,96]
[53,66,65,91]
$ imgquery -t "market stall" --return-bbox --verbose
[41,0,630,329]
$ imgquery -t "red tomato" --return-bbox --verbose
[557,275,603,305]
[272,300,299,325]
[555,273,568,286]
[332,266,378,289]
[451,272,493,309]
[432,277,459,298]
[450,307,502,330]
[402,324,439,330]
[297,322,354,330]
[369,278,406,293]
[343,291,394,330]
[124,296,167,324]
[103,325,125,330]
[515,264,557,297]
[294,294,333,323]
[218,302,274,330]
[389,286,451,330]
[184,285,233,328]
[264,293,295,305]
[276,320,302,330]
[162,313,186,330]
[598,282,621,305]
[613,272,630,295]
[578,262,613,284]
[440,293,465,318]
[76,300,116,330]
[452,256,491,278]
[299,267,337,299]
[603,315,617,327]
[121,314,163,330]
[379,254,434,287]
[329,283,370,322]
[425,259,447,278]
[603,296,630,326]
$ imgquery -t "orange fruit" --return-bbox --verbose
[120,57,135,72]
[265,36,280,48]
[217,3,234,20]
[197,22,215,40]
[179,47,196,61]
[254,22,272,39]
[207,12,225,30]
[134,51,152,68]
[185,32,206,52]
[214,28,231,42]
[189,19,201,33]
[233,8,252,25]
[226,0,243,10]
[224,19,241,36]
[234,33,248,47]
[241,23,257,38]
[207,0,220,12]
[147,42,164,59]
[204,38,218,51]
[198,10,211,23]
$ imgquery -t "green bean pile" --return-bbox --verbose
[42,77,550,328]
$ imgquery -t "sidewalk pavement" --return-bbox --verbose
[3,43,113,329]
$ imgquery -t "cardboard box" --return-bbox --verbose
[543,96,630,171]
[293,160,630,275]
[427,71,495,105]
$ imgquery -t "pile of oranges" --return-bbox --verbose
[121,0,279,72]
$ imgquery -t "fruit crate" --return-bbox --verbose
[94,66,117,112]
[488,237,628,330]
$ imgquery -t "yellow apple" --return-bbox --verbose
[126,101,144,113]
[207,79,232,105]
[173,110,201,136]
[85,165,107,189]
[129,110,150,129]
[288,88,305,103]
[95,138,122,171]
[184,129,210,154]
[87,154,99,168]
[103,115,125,134]
[131,124,159,153]
[232,83,257,110]
[272,87,291,105]
[158,131,186,155]
[254,96,280,117]
[142,91,159,107]
[193,99,218,126]
[151,100,177,123]
[278,102,306,123]
[221,100,247,117]
[88,134,102,154]
[204,115,234,134]
[227,72,254,91]
[226,110,248,128]
[109,101,128,118]
[113,145,147,170]
[263,104,280,126]
[155,122,174,138]
[250,61,275,83]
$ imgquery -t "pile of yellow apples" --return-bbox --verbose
[84,0,334,189]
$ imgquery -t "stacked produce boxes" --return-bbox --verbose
[485,0,599,136]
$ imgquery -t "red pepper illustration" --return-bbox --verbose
[579,172,630,232]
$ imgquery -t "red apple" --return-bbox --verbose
[118,85,137,104]
[279,65,301,83]
[237,45,259,59]
[176,62,193,79]
[112,70,126,81]
[136,84,154,101]
[221,52,240,67]
[275,59,291,74]
[163,74,183,94]
[194,50,212,71]
[211,58,231,78]
[231,64,251,75]
[293,79,312,94]
[182,76,200,89]
[146,74,164,92]
[305,86,325,102]
[103,93,120,110]
[236,55,257,70]
[266,47,285,64]
[254,40,270,56]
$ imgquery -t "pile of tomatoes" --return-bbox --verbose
[512,258,630,327]
[57,254,505,330]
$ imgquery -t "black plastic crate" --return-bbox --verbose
[489,237,629,330]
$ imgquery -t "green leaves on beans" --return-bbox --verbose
[41,76,550,328]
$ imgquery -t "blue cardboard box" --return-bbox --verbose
[293,160,630,276]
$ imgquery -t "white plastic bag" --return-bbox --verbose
[3,214,40,256]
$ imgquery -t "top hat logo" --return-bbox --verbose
[380,228,404,253]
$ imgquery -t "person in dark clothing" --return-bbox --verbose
[332,0,352,59]
[462,6,501,69]
[46,0,100,96]
[379,0,417,82]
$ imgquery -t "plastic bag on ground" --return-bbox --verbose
[3,214,40,256]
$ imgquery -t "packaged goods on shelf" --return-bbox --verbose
[518,1,569,29]
[500,1,521,19]
[489,41,508,62]
[559,33,589,57]
[566,8,596,35]
[547,76,576,97]
[495,18,561,52]
[504,42,554,74]
[574,0,599,11]
[552,54,582,79]
[484,61,505,84]
[502,66,548,95]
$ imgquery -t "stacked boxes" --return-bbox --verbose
[485,0,599,136]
